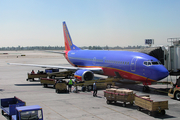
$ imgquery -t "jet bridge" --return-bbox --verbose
[165,38,180,75]
[147,38,180,76]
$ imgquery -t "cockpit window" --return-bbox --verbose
[152,62,158,65]
[148,62,152,66]
[143,61,161,66]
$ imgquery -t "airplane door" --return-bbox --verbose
[131,57,138,72]
[93,57,96,65]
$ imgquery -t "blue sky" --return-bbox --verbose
[0,0,180,47]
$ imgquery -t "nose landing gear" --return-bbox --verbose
[143,85,150,92]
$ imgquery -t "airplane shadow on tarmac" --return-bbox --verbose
[14,83,42,86]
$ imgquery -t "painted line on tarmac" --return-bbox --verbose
[41,102,69,120]
[72,104,103,120]
[103,106,138,120]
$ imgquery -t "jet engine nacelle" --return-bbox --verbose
[74,69,94,81]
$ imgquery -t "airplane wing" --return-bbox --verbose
[44,50,65,54]
[8,63,103,74]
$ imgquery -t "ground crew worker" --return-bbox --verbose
[73,78,78,93]
[68,78,73,92]
[174,76,180,88]
[31,70,35,74]
[93,81,97,97]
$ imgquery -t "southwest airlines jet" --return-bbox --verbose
[10,21,169,90]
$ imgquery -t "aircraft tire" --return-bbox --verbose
[1,110,4,115]
[175,92,180,100]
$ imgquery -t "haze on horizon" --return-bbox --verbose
[0,0,180,47]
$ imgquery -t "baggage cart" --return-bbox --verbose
[40,78,56,88]
[47,71,73,79]
[27,73,48,81]
[74,77,120,92]
[135,95,168,116]
[104,89,135,107]
[55,80,68,93]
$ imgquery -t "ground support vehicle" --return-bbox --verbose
[74,77,120,92]
[1,96,43,120]
[27,72,48,81]
[40,78,56,88]
[27,68,59,81]
[1,96,26,120]
[27,70,73,81]
[11,105,43,120]
[168,78,180,100]
[47,71,73,79]
[55,80,68,93]
[168,87,180,100]
[135,95,168,116]
[104,89,135,107]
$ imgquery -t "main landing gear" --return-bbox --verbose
[143,85,150,92]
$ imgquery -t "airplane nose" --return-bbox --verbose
[155,66,169,80]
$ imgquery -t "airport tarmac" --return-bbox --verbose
[1,50,180,120]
